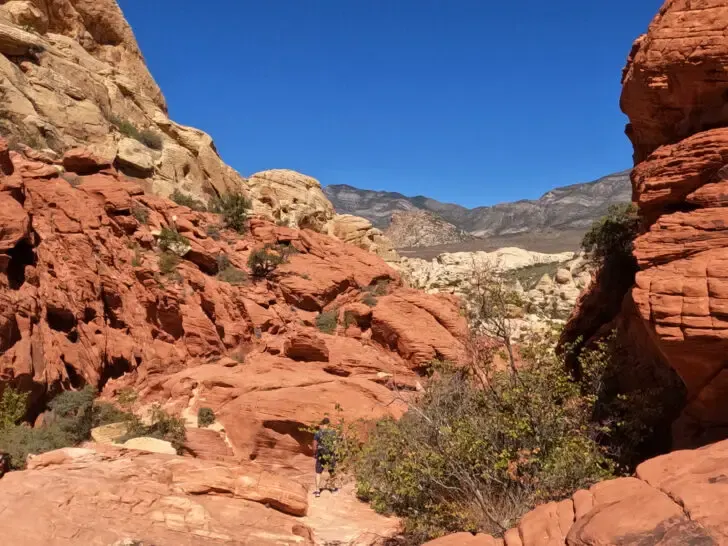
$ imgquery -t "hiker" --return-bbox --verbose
[0,451,9,478]
[312,417,338,497]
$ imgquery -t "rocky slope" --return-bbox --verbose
[424,438,728,546]
[0,141,467,543]
[325,170,631,240]
[562,0,728,450]
[0,1,397,262]
[385,210,473,248]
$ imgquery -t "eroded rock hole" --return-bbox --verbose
[63,361,85,390]
[99,356,132,391]
[0,314,21,354]
[102,290,127,330]
[7,239,36,290]
[262,419,314,456]
[47,306,76,333]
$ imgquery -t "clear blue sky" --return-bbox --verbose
[118,0,662,208]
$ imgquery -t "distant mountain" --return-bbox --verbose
[324,171,632,242]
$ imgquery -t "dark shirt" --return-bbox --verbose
[314,428,336,457]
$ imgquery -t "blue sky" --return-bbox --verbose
[119,0,661,208]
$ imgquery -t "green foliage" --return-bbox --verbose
[343,310,358,329]
[158,227,190,254]
[116,388,138,409]
[109,116,163,150]
[171,189,207,212]
[210,191,251,233]
[197,407,215,428]
[206,224,222,241]
[316,309,339,334]
[0,387,97,469]
[138,129,163,151]
[216,254,247,285]
[367,280,390,297]
[361,294,378,307]
[92,402,133,428]
[0,387,28,431]
[247,245,285,278]
[120,404,186,454]
[130,244,142,268]
[582,204,639,267]
[131,203,149,225]
[158,251,180,276]
[355,334,615,541]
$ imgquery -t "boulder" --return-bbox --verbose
[115,137,154,177]
[284,331,329,362]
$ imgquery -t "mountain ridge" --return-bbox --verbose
[324,170,632,241]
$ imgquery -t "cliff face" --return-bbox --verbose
[565,0,728,449]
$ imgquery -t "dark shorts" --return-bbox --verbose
[315,454,336,474]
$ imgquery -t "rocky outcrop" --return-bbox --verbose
[0,141,464,480]
[564,0,728,448]
[385,210,472,248]
[425,438,728,545]
[326,213,400,262]
[397,248,591,338]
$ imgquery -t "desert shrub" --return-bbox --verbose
[248,245,285,278]
[0,387,28,430]
[131,203,149,225]
[361,294,377,307]
[0,386,97,469]
[343,310,358,328]
[316,310,338,334]
[157,227,190,255]
[582,203,639,269]
[158,251,180,276]
[171,189,207,212]
[116,388,138,408]
[206,224,222,241]
[210,190,251,233]
[355,335,615,541]
[369,279,390,296]
[138,129,163,151]
[92,402,133,428]
[120,404,186,454]
[216,254,247,285]
[197,407,215,428]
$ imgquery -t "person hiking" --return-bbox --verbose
[312,417,338,497]
[0,451,9,479]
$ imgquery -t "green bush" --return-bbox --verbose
[110,116,139,140]
[0,387,28,430]
[158,227,190,255]
[361,294,377,307]
[0,386,97,469]
[248,245,285,278]
[171,189,207,212]
[343,310,358,328]
[355,336,615,541]
[120,404,186,454]
[92,402,133,428]
[210,190,251,233]
[158,251,180,276]
[138,129,163,151]
[582,203,639,267]
[216,254,247,285]
[369,280,390,296]
[197,407,215,428]
[131,203,149,225]
[316,310,338,334]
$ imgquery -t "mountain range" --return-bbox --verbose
[324,170,632,251]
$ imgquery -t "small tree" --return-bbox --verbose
[171,189,207,212]
[197,407,215,428]
[248,245,285,278]
[582,203,639,267]
[316,310,338,334]
[0,387,28,430]
[210,190,251,233]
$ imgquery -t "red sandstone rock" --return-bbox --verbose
[62,148,112,175]
[284,330,329,362]
[0,445,312,545]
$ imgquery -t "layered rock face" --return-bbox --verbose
[0,141,465,485]
[582,0,728,446]
[385,210,473,248]
[424,438,728,546]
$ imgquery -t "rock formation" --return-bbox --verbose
[385,210,473,248]
[0,141,465,484]
[397,248,591,338]
[424,438,728,546]
[565,0,728,448]
[0,0,399,262]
